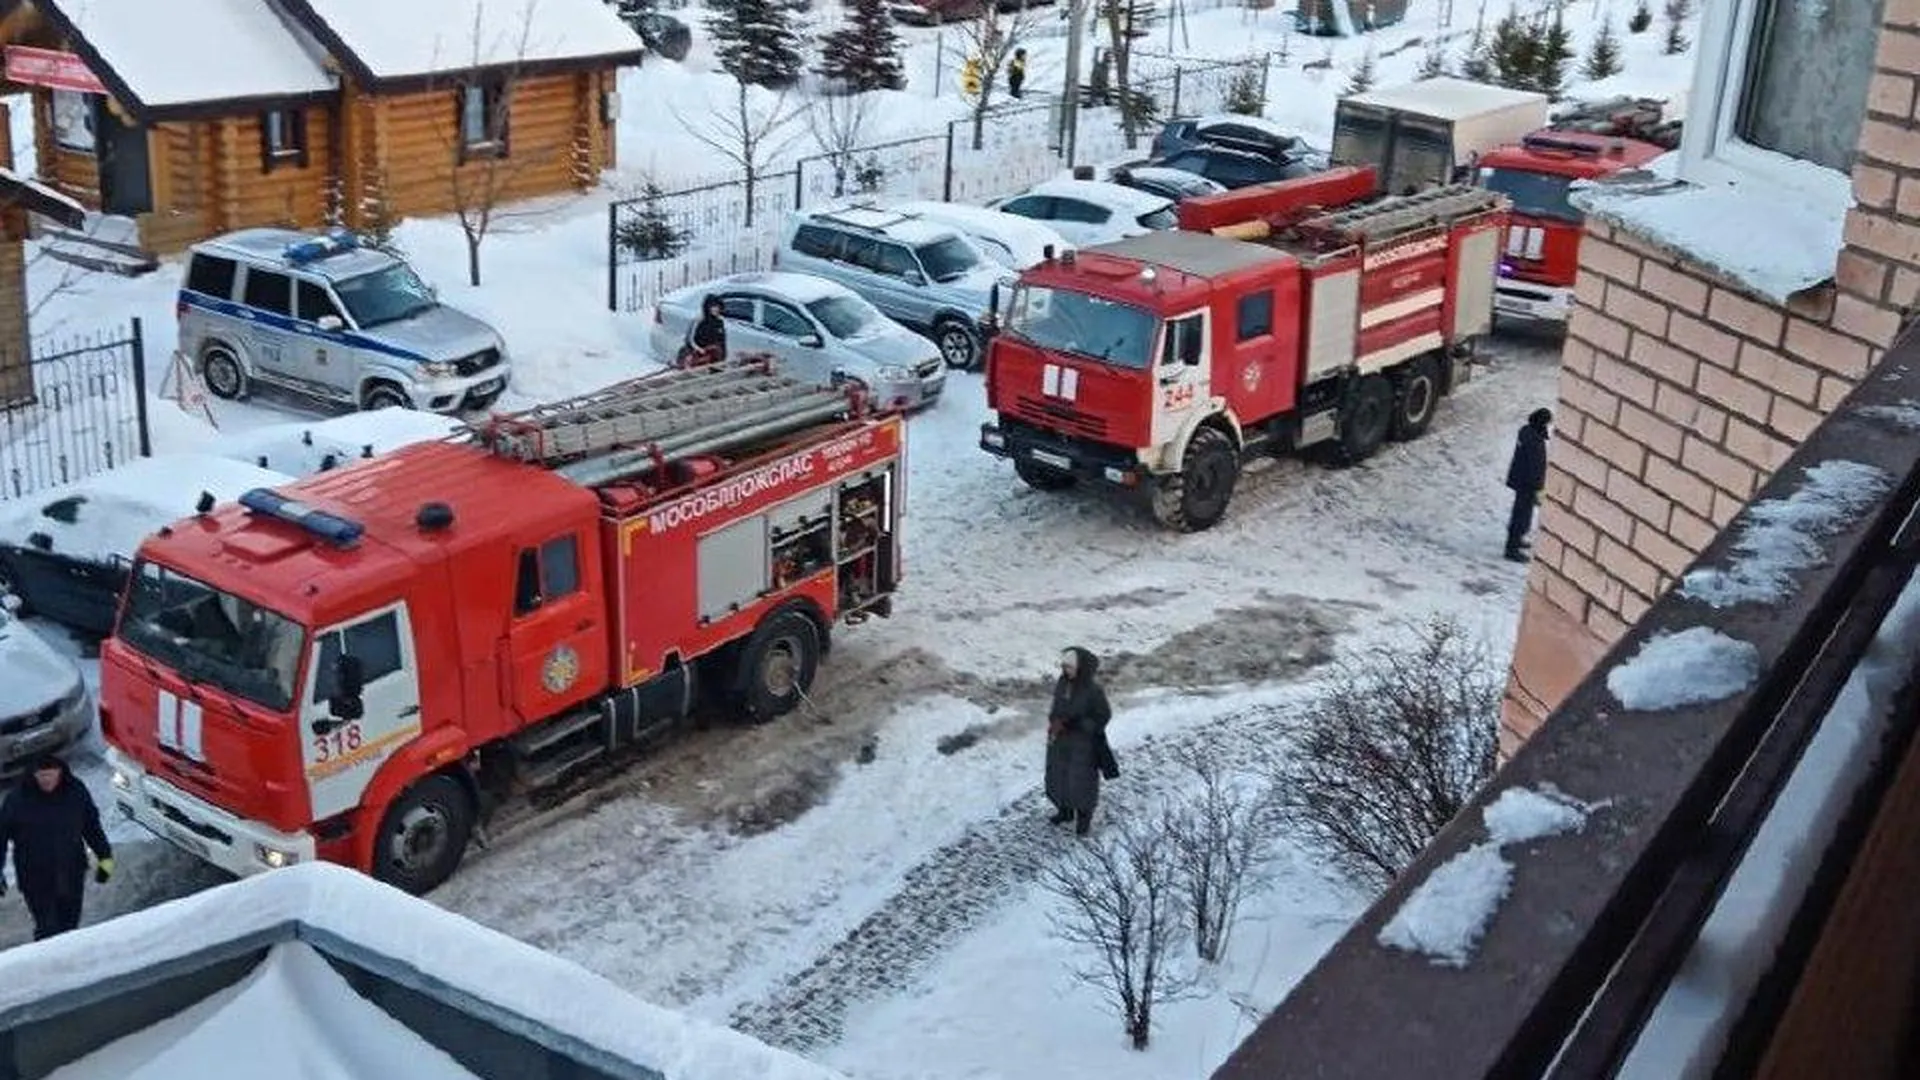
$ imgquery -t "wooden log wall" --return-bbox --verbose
[0,238,29,407]
[31,89,98,206]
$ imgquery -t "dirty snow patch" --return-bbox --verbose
[1858,402,1920,430]
[1608,627,1762,711]
[1681,461,1891,608]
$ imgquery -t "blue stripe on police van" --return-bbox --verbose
[179,291,429,363]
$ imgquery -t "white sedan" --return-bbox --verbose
[0,597,90,779]
[649,272,947,411]
[989,178,1179,247]
[887,201,1076,271]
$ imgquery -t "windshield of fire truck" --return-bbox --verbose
[1478,167,1580,223]
[1004,285,1157,370]
[117,560,305,712]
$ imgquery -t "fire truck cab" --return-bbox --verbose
[102,362,905,894]
[980,166,1508,531]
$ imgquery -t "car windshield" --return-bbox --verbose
[1005,285,1158,370]
[117,560,305,712]
[915,237,983,282]
[1478,167,1582,223]
[333,263,437,328]
[808,295,884,339]
[1137,205,1178,230]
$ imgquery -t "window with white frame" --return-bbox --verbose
[50,90,93,152]
[1683,0,1886,192]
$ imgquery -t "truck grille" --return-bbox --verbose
[453,348,501,377]
[1013,396,1109,440]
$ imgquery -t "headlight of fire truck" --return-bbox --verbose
[255,843,297,869]
[109,767,130,792]
[877,365,912,383]
[420,359,456,378]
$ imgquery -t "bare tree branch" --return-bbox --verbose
[1163,742,1283,963]
[669,84,806,229]
[803,89,874,199]
[957,4,1041,151]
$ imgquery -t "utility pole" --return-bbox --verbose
[1060,0,1088,166]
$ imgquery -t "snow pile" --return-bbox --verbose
[1378,787,1596,967]
[57,0,337,107]
[1681,461,1892,609]
[1607,627,1761,711]
[296,0,643,80]
[1859,401,1920,430]
[0,863,848,1080]
[49,943,480,1080]
[0,454,293,563]
[214,409,469,476]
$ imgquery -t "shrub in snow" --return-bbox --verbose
[356,172,400,253]
[1418,38,1449,80]
[1662,0,1691,54]
[1223,64,1267,116]
[1536,8,1574,99]
[1344,48,1378,96]
[1161,744,1282,964]
[1460,17,1494,83]
[1042,816,1197,1051]
[816,0,906,92]
[1607,627,1761,711]
[616,183,690,260]
[707,0,808,89]
[1489,7,1542,93]
[1267,616,1500,895]
[1628,0,1653,33]
[854,154,885,194]
[1583,17,1624,82]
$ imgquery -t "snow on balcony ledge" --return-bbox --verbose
[1568,154,1855,308]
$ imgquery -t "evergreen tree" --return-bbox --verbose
[1344,47,1378,96]
[816,0,905,91]
[1461,18,1494,82]
[1418,38,1449,80]
[615,182,689,260]
[1627,0,1652,33]
[1489,7,1539,92]
[1223,63,1267,116]
[1583,16,1624,81]
[1536,8,1574,98]
[1662,0,1691,54]
[707,0,806,89]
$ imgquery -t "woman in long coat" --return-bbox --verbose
[1045,646,1111,835]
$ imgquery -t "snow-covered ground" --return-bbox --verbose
[0,3,1701,1075]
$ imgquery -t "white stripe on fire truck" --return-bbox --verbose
[1358,287,1446,330]
[1356,331,1445,375]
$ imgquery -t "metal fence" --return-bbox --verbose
[0,320,150,501]
[607,53,1273,315]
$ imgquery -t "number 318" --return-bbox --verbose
[313,723,363,763]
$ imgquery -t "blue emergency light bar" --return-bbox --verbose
[283,227,362,266]
[238,488,364,548]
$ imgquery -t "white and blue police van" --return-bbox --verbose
[177,227,511,414]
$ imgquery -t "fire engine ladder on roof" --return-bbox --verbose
[480,363,859,488]
[1305,185,1506,242]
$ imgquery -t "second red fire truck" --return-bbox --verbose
[101,362,906,893]
[980,164,1509,531]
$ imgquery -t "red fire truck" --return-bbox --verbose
[1477,97,1679,323]
[979,165,1508,531]
[100,362,906,893]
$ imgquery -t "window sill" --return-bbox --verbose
[1567,154,1856,307]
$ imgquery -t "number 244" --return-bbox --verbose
[313,723,364,763]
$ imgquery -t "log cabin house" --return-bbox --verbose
[0,0,642,260]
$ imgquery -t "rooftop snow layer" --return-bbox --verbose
[287,0,644,81]
[42,0,336,108]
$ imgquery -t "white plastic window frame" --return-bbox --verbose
[1678,0,1854,200]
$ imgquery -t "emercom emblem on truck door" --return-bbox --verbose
[301,602,423,820]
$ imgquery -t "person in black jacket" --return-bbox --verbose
[1008,48,1028,99]
[1045,646,1113,836]
[1505,408,1552,562]
[0,753,113,941]
[683,294,728,367]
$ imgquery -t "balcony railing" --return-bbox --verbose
[1214,330,1920,1079]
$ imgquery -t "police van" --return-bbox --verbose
[177,228,511,414]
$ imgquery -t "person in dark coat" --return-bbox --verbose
[1008,48,1028,99]
[683,294,728,367]
[1045,646,1112,836]
[1504,408,1552,562]
[0,753,113,941]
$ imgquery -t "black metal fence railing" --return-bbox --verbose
[0,320,150,501]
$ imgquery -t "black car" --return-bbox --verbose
[1109,164,1227,202]
[1150,116,1320,163]
[1152,145,1324,190]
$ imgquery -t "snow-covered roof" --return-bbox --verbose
[215,409,469,475]
[1345,76,1549,120]
[277,0,645,87]
[34,0,337,119]
[0,862,850,1080]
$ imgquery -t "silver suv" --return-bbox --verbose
[773,206,1016,370]
[178,228,511,413]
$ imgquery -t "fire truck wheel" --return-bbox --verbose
[1332,375,1393,465]
[373,773,475,895]
[1014,456,1077,491]
[1151,425,1239,532]
[935,320,981,371]
[201,344,248,401]
[1390,357,1442,442]
[735,609,822,723]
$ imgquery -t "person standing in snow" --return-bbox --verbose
[1008,48,1028,99]
[682,294,728,367]
[0,753,114,941]
[1504,407,1552,563]
[1046,646,1113,836]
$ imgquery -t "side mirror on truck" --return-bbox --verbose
[329,654,366,721]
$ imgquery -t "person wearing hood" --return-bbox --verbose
[1504,408,1552,562]
[0,752,113,941]
[1046,646,1113,836]
[683,294,729,367]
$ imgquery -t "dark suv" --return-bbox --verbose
[1108,164,1226,202]
[1152,144,1323,189]
[1150,116,1320,162]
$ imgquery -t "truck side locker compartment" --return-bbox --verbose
[836,468,891,618]
[698,516,769,624]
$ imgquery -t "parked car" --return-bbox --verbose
[0,598,90,780]
[213,408,470,475]
[1152,144,1325,189]
[989,179,1178,246]
[886,201,1075,270]
[178,227,511,416]
[0,454,295,637]
[1150,114,1324,163]
[1107,164,1227,202]
[650,272,947,410]
[772,206,1016,370]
